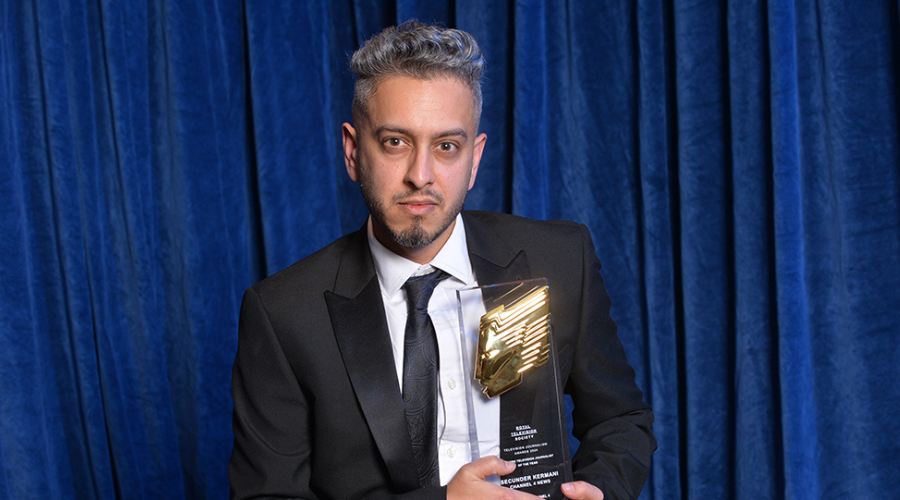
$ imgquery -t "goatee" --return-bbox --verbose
[361,183,466,250]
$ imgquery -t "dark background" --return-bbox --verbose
[2,0,899,498]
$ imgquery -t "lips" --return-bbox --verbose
[399,199,438,215]
[400,198,438,205]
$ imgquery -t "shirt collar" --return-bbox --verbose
[367,213,475,297]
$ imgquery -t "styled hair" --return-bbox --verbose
[349,20,485,124]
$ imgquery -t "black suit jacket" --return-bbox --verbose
[230,211,656,500]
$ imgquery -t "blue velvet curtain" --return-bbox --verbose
[2,1,898,499]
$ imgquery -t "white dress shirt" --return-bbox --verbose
[367,213,500,486]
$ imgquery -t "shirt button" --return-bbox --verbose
[446,446,457,458]
[448,378,457,390]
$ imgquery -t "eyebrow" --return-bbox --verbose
[374,126,469,141]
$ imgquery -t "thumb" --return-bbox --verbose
[462,456,517,480]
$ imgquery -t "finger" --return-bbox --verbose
[460,455,516,480]
[561,481,604,500]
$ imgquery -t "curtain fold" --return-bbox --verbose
[2,0,898,498]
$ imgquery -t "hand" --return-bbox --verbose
[446,456,541,500]
[561,481,604,500]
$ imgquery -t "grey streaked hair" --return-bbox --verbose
[349,20,485,124]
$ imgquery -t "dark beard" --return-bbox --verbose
[360,180,467,250]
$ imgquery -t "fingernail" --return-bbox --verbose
[562,483,574,493]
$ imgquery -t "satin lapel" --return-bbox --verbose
[324,229,419,492]
[463,213,532,285]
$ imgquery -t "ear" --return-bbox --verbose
[342,122,360,182]
[468,132,487,190]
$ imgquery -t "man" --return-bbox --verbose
[230,21,655,500]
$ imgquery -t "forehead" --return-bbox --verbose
[362,75,477,133]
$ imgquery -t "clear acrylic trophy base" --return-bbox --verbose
[457,278,573,499]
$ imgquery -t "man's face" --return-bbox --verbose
[342,75,487,263]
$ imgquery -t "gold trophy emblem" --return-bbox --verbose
[475,285,551,398]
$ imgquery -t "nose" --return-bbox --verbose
[405,147,436,189]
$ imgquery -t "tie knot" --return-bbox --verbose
[403,270,449,311]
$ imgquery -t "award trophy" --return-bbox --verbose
[456,278,573,499]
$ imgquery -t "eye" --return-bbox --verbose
[437,142,458,153]
[384,137,404,148]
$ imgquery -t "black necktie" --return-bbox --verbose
[401,269,449,487]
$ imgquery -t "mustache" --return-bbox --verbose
[392,189,445,205]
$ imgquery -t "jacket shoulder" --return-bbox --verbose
[249,230,360,301]
[464,210,587,241]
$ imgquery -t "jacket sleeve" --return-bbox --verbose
[565,225,656,500]
[229,287,321,500]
